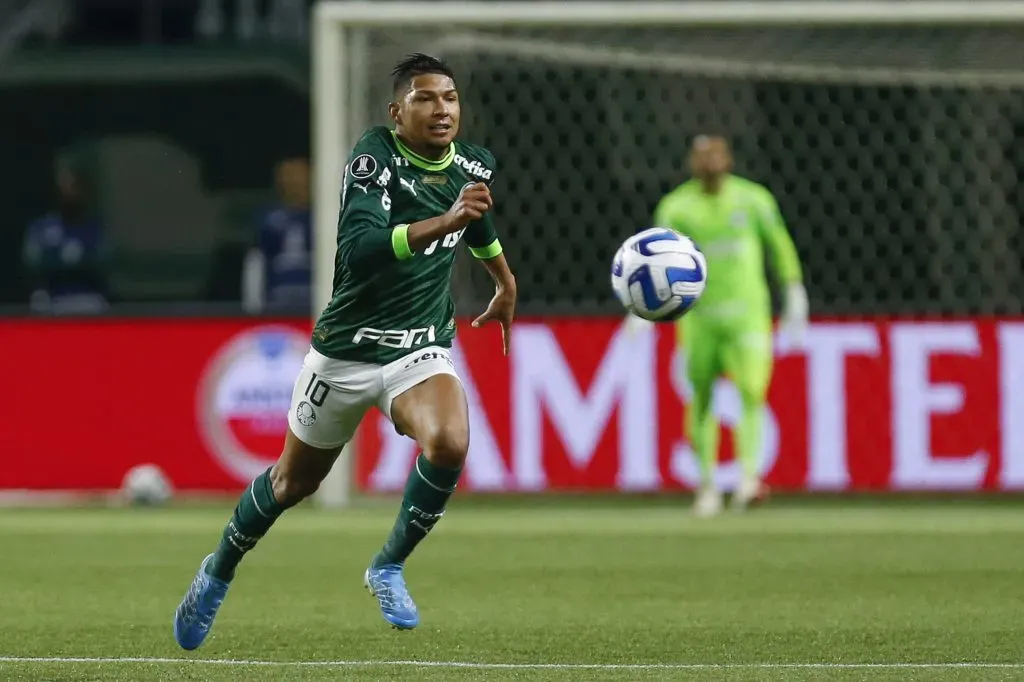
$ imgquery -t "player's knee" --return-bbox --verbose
[420,425,469,470]
[269,465,321,507]
[738,384,768,408]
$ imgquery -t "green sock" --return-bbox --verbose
[737,400,763,481]
[372,454,461,568]
[206,467,285,582]
[688,401,719,489]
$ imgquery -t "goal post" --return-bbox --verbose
[312,1,1024,506]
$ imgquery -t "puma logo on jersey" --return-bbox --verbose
[351,182,371,194]
[400,177,417,196]
[453,154,493,180]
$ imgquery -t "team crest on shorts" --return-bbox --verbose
[296,401,317,427]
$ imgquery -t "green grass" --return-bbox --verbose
[1,498,1024,681]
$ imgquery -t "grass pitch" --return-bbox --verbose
[1,497,1023,681]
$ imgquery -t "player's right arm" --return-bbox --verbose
[337,146,491,278]
[406,182,492,252]
[651,194,676,233]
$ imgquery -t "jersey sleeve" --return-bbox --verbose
[335,136,405,277]
[754,186,803,284]
[461,148,503,260]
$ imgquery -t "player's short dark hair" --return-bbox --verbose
[391,53,456,96]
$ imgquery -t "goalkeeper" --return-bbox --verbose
[628,135,807,516]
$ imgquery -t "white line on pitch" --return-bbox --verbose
[0,657,1023,669]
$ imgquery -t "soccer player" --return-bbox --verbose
[23,149,108,314]
[628,135,807,516]
[173,54,516,647]
[242,157,313,313]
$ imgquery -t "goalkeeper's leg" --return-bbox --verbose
[679,318,722,516]
[721,324,774,510]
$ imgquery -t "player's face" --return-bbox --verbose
[391,73,461,152]
[689,138,733,181]
[56,169,85,205]
[276,159,310,207]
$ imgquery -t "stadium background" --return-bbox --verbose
[0,0,1022,497]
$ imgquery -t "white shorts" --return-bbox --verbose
[287,345,459,449]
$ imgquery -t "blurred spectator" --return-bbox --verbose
[22,147,109,314]
[242,157,312,313]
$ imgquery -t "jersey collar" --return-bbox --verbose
[391,130,455,171]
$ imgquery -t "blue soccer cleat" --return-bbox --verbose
[364,563,419,630]
[173,554,230,650]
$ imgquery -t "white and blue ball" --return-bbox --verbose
[611,228,707,321]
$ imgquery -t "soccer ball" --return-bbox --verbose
[121,464,173,506]
[611,227,707,321]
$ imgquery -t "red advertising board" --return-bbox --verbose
[1,318,1022,493]
[0,319,309,491]
[359,318,1024,492]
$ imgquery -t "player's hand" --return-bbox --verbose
[445,182,492,232]
[472,282,516,356]
[622,313,655,338]
[780,282,809,347]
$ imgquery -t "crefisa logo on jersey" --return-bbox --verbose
[453,154,493,181]
[196,326,307,483]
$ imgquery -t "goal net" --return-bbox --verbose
[313,1,1024,505]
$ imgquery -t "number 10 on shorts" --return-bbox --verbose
[304,373,331,407]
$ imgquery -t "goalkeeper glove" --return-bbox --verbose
[780,282,809,346]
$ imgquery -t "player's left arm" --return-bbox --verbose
[242,210,270,312]
[462,149,516,355]
[755,186,808,338]
[465,213,516,356]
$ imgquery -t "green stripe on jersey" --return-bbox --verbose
[391,224,414,260]
[469,239,503,260]
[391,131,455,171]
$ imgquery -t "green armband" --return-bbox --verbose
[391,224,413,260]
[469,239,503,260]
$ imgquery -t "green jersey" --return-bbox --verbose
[653,175,802,322]
[312,126,502,364]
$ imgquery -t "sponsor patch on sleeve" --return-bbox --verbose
[350,154,378,180]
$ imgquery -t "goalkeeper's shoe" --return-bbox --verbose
[693,486,723,518]
[173,554,231,650]
[364,563,419,630]
[732,478,771,511]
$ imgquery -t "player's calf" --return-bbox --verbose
[365,374,468,629]
[364,440,464,630]
[371,431,466,569]
[174,430,340,649]
[207,432,338,582]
